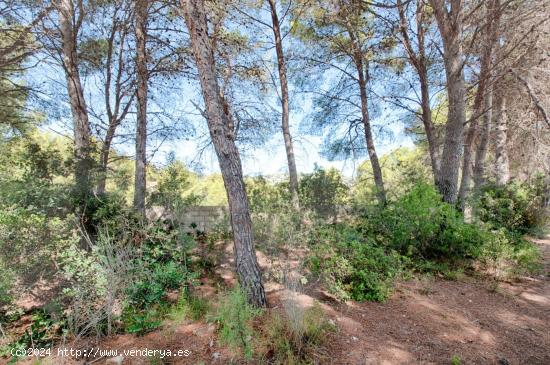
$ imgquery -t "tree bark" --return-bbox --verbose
[267,0,300,210]
[430,0,466,204]
[397,0,439,183]
[58,0,92,201]
[494,91,509,185]
[181,0,266,307]
[357,63,386,205]
[345,25,386,205]
[473,85,493,189]
[97,125,117,195]
[134,0,148,217]
[458,0,499,206]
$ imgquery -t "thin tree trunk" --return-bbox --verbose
[458,0,499,206]
[267,0,299,210]
[58,0,92,201]
[346,25,386,205]
[458,89,482,207]
[181,0,266,307]
[473,85,493,190]
[494,92,509,185]
[397,0,439,183]
[419,69,439,180]
[134,0,148,217]
[430,0,466,204]
[357,67,386,205]
[97,126,116,195]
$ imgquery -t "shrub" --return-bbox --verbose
[168,292,210,323]
[365,184,487,262]
[258,305,335,364]
[309,225,406,302]
[299,167,349,218]
[122,307,162,336]
[211,286,262,360]
[475,180,548,234]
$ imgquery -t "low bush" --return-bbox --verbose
[168,292,210,323]
[257,304,335,365]
[122,307,162,336]
[308,225,407,302]
[210,286,262,360]
[475,179,548,234]
[364,184,487,262]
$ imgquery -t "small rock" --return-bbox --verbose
[106,355,124,365]
[212,352,221,359]
[351,336,359,341]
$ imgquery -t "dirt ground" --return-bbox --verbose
[7,237,550,365]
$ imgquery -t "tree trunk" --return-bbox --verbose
[134,0,148,217]
[419,69,439,181]
[458,89,482,207]
[473,85,493,190]
[346,26,386,205]
[357,64,386,205]
[494,92,509,185]
[397,0,439,183]
[359,70,386,205]
[181,0,266,307]
[430,0,466,204]
[267,0,300,210]
[96,120,119,195]
[58,0,92,201]
[458,0,499,206]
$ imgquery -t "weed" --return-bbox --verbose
[257,304,336,364]
[451,354,462,365]
[210,286,262,360]
[122,307,162,336]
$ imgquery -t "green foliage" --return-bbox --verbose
[0,208,77,293]
[169,292,210,323]
[150,159,202,212]
[125,261,193,309]
[211,286,262,360]
[451,354,462,365]
[475,179,548,234]
[0,269,13,308]
[246,176,290,212]
[258,305,336,364]
[354,147,431,205]
[365,183,486,262]
[0,134,73,214]
[126,280,166,310]
[122,307,162,336]
[299,167,349,218]
[4,309,65,359]
[309,225,406,302]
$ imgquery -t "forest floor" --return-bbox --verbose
[10,236,550,365]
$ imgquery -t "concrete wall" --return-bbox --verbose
[148,206,229,232]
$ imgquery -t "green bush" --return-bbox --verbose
[309,225,406,302]
[125,261,191,309]
[299,167,349,218]
[122,307,162,336]
[211,286,262,360]
[365,184,487,262]
[475,180,548,234]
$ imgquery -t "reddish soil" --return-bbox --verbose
[6,237,550,365]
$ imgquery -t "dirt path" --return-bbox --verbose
[312,236,550,365]
[11,238,549,365]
